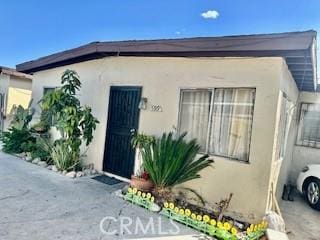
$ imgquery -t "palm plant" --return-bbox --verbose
[141,132,213,196]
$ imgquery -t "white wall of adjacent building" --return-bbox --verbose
[0,73,32,130]
[289,92,320,182]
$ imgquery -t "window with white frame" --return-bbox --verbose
[278,94,293,159]
[297,103,320,148]
[178,88,255,162]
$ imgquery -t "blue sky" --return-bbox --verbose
[0,0,319,67]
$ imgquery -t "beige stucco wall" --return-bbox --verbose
[30,56,285,220]
[274,61,299,200]
[289,92,320,182]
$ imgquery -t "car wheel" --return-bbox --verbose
[306,179,320,210]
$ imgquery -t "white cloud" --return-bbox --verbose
[175,31,181,35]
[201,10,219,19]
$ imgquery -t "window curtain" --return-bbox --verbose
[209,89,254,161]
[179,90,211,151]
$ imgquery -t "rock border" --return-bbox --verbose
[16,153,98,179]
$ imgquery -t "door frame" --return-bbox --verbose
[102,85,142,180]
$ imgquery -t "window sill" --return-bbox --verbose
[295,143,320,149]
[197,152,250,164]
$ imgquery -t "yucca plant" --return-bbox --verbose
[35,137,54,164]
[51,141,80,171]
[141,132,213,197]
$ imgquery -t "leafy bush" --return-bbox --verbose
[142,132,213,192]
[1,128,35,153]
[1,103,36,154]
[26,137,52,163]
[9,102,34,130]
[31,148,49,161]
[21,140,37,153]
[1,101,52,162]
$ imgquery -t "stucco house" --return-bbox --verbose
[16,30,319,221]
[0,66,32,130]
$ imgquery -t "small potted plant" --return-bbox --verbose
[130,132,155,191]
[131,167,154,191]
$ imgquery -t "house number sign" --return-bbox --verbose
[151,105,163,112]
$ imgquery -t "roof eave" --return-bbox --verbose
[15,30,317,92]
[0,66,32,79]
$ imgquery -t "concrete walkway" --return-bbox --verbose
[0,152,196,240]
[281,191,320,240]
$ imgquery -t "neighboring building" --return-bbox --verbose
[285,91,320,183]
[0,66,32,130]
[16,30,318,221]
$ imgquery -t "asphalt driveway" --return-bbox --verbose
[281,190,320,240]
[0,152,195,240]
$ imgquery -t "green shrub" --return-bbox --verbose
[1,102,36,154]
[1,128,35,153]
[25,137,52,163]
[31,148,48,161]
[21,140,37,153]
[142,132,213,191]
[10,103,34,130]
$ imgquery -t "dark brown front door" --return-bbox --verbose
[103,86,142,178]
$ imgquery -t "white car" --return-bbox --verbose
[297,164,320,210]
